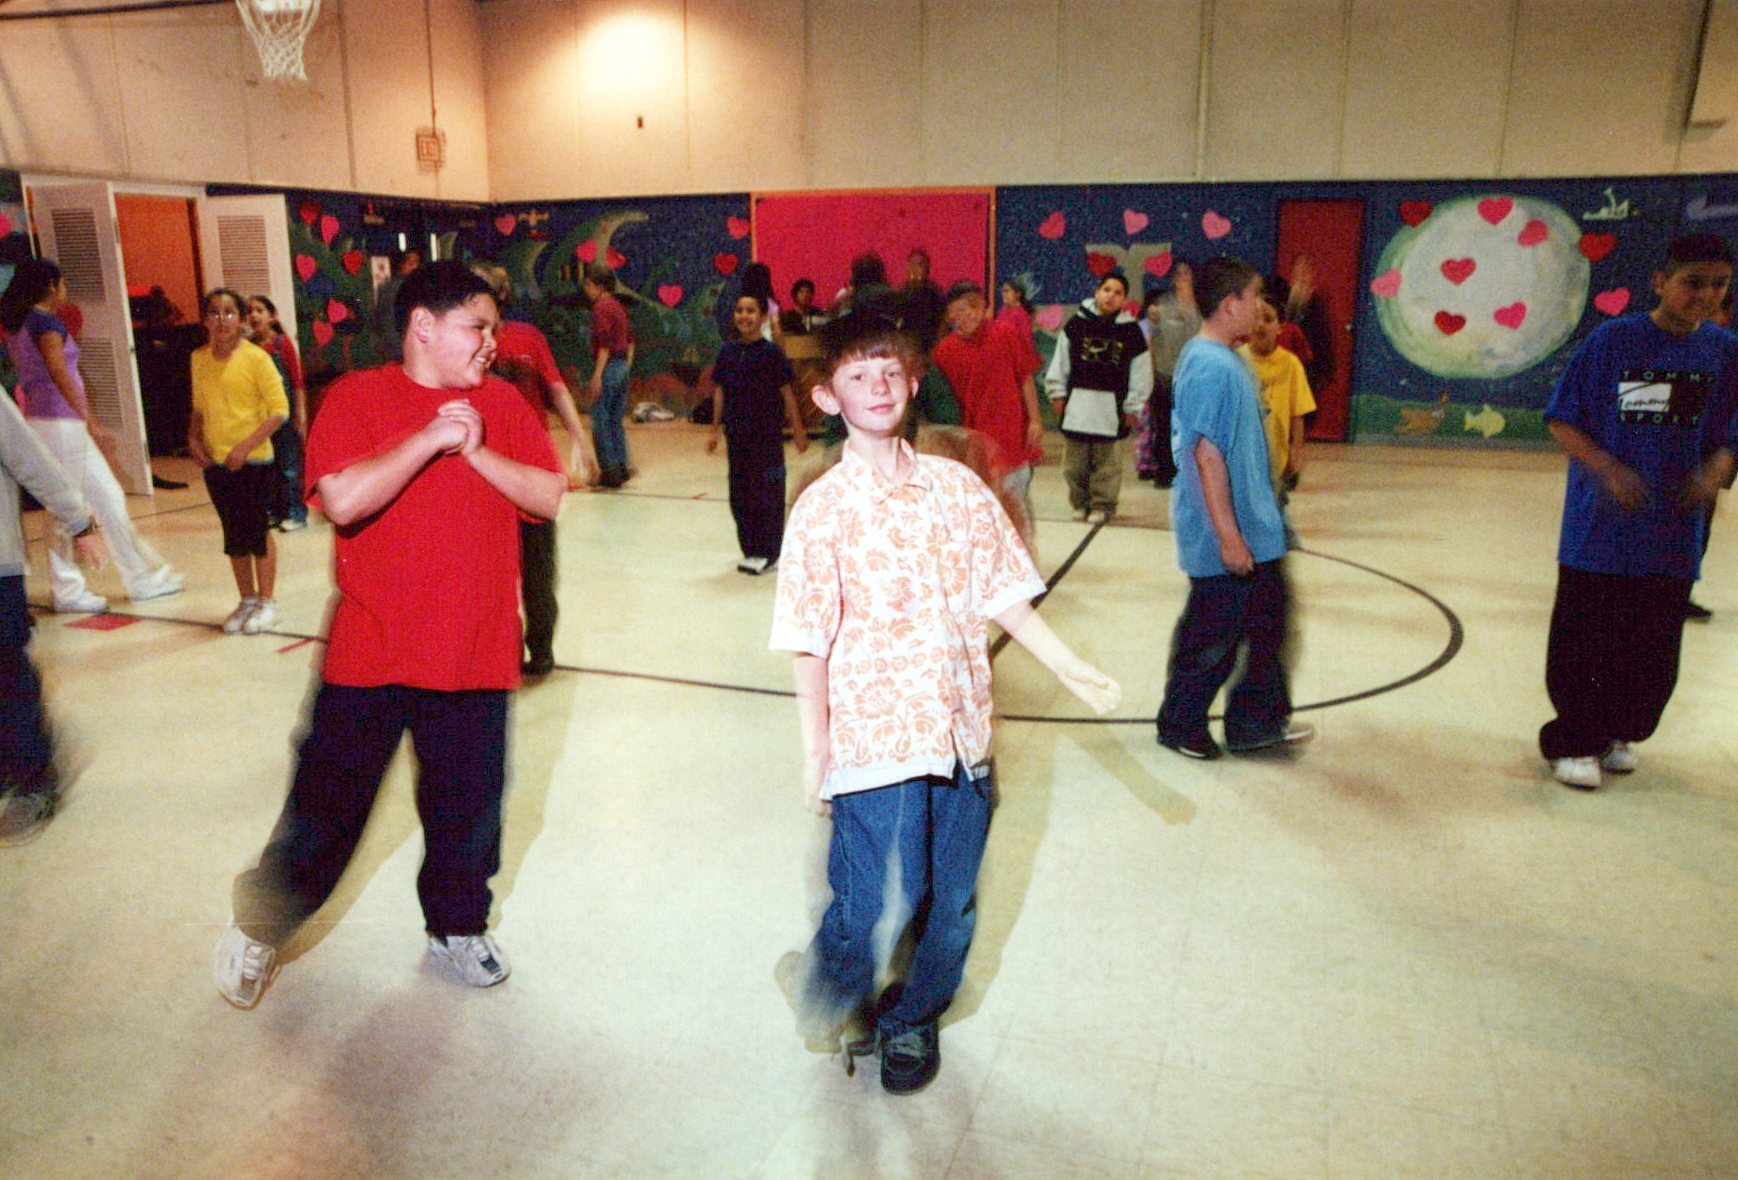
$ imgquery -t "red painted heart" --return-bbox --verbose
[1123,209,1149,235]
[1493,301,1528,329]
[1579,233,1616,262]
[0,212,14,238]
[607,247,627,270]
[576,241,597,263]
[494,214,517,236]
[1477,197,1513,225]
[325,298,350,325]
[1086,251,1116,277]
[311,320,334,347]
[1516,219,1548,247]
[1038,211,1066,240]
[1594,287,1630,316]
[1201,210,1232,240]
[714,252,738,276]
[726,216,750,239]
[294,254,317,282]
[1144,251,1174,279]
[340,249,364,276]
[319,214,340,245]
[1399,201,1433,227]
[1440,258,1476,285]
[1434,311,1467,336]
[1034,304,1067,332]
[1369,269,1401,298]
[657,284,683,308]
[298,201,320,226]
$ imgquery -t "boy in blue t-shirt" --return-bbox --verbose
[1157,257,1313,760]
[1539,233,1738,789]
[705,293,809,574]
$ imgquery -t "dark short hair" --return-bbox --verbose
[945,280,984,305]
[733,292,768,314]
[815,311,919,384]
[908,248,931,264]
[790,277,815,300]
[395,260,496,335]
[849,252,888,289]
[1664,233,1735,273]
[1097,269,1129,295]
[1195,256,1262,318]
[0,257,62,334]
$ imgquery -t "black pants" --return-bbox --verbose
[234,683,509,946]
[1157,560,1292,747]
[0,576,53,795]
[1146,373,1178,485]
[519,518,558,665]
[728,447,786,561]
[1539,565,1690,760]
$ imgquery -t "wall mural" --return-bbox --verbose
[0,168,32,390]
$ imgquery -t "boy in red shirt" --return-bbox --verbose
[583,262,635,488]
[213,262,566,1009]
[931,280,1044,541]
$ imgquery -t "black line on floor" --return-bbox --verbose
[988,519,1104,659]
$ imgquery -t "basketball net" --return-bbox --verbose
[236,0,322,83]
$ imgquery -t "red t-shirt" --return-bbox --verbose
[304,364,563,691]
[494,320,566,415]
[932,318,1042,479]
[590,293,632,355]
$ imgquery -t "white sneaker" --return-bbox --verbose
[1085,509,1111,525]
[213,921,278,1009]
[53,591,108,614]
[222,597,258,634]
[278,518,308,533]
[128,570,184,603]
[1600,741,1638,774]
[1552,756,1602,790]
[1072,508,1089,522]
[428,933,511,987]
[243,599,281,634]
[736,556,771,575]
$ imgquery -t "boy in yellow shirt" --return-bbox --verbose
[1238,297,1315,520]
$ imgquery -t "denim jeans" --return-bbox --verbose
[269,418,306,524]
[591,356,631,474]
[800,762,994,1038]
[1157,559,1292,748]
[233,683,509,946]
[0,576,53,795]
[519,518,558,664]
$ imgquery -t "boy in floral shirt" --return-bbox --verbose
[771,315,1121,1094]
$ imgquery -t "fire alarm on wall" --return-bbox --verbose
[415,128,446,168]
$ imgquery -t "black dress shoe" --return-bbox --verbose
[880,1024,939,1095]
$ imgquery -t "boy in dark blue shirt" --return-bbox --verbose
[706,293,809,574]
[1540,233,1738,789]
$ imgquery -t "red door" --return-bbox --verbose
[1276,199,1363,442]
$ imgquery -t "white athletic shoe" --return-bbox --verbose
[1071,508,1089,522]
[53,591,108,614]
[222,597,258,634]
[428,934,511,987]
[1600,741,1638,774]
[1552,756,1602,790]
[128,570,184,603]
[736,556,772,575]
[213,921,278,1009]
[1085,509,1111,525]
[243,599,281,635]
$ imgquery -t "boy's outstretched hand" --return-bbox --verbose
[1057,655,1122,715]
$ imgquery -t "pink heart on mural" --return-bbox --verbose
[1477,197,1513,225]
[1440,258,1476,285]
[1369,269,1402,298]
[1038,211,1066,240]
[1579,233,1616,262]
[1493,301,1528,329]
[1434,311,1466,336]
[325,298,350,324]
[576,241,598,263]
[340,249,364,276]
[1122,209,1149,235]
[319,214,340,245]
[714,252,738,276]
[607,247,627,270]
[298,201,320,226]
[494,214,517,236]
[657,284,684,308]
[1517,219,1549,247]
[1399,201,1433,227]
[294,254,317,282]
[1594,287,1631,316]
[1202,210,1232,240]
[311,320,334,348]
[0,212,12,238]
[1034,304,1067,332]
[1144,251,1174,279]
[726,216,750,239]
[1086,251,1116,278]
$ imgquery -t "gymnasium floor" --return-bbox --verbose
[1,424,1734,1178]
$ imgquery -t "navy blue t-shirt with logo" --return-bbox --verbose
[1545,313,1738,579]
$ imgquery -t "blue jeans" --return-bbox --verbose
[269,419,306,524]
[0,576,53,795]
[1157,559,1292,748]
[591,356,631,474]
[801,762,994,1038]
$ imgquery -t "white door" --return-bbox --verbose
[196,194,297,350]
[25,180,152,495]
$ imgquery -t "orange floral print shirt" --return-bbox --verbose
[770,444,1046,799]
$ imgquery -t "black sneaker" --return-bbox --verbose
[1226,721,1315,754]
[1158,732,1222,760]
[521,653,555,678]
[879,1024,940,1095]
[0,789,59,846]
[1685,599,1713,621]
